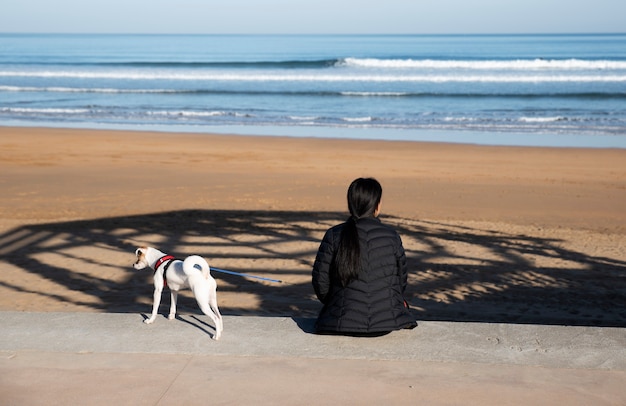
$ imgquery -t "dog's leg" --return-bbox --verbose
[208,289,223,339]
[168,290,178,320]
[197,301,222,340]
[145,287,162,324]
[192,282,222,340]
[207,279,223,338]
[145,278,164,324]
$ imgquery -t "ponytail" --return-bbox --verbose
[333,178,382,287]
[334,216,360,287]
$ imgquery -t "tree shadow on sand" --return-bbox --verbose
[0,210,624,327]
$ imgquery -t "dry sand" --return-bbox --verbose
[1,126,625,326]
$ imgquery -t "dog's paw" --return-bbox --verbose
[144,318,155,324]
[168,313,176,320]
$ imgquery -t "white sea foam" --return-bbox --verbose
[444,116,478,122]
[342,117,374,122]
[341,58,626,70]
[0,107,90,114]
[2,70,626,83]
[519,116,565,123]
[147,110,226,117]
[0,85,173,93]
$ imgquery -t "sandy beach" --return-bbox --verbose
[0,126,625,326]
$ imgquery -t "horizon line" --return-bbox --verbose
[1,32,625,36]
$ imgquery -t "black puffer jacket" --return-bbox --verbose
[312,217,416,334]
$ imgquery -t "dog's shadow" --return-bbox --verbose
[139,313,218,339]
[177,314,219,339]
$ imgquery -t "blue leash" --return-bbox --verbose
[211,267,283,284]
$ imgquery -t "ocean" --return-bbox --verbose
[1,33,625,147]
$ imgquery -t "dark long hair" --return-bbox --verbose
[333,178,383,287]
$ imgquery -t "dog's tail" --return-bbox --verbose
[183,255,211,279]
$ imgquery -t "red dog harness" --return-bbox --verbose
[154,255,176,288]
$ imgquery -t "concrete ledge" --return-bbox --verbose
[2,311,624,370]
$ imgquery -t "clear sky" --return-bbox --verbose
[1,0,624,35]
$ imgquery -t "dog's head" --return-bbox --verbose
[133,247,149,270]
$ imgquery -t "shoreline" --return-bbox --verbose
[3,122,626,149]
[1,125,625,326]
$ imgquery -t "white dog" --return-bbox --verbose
[133,246,223,340]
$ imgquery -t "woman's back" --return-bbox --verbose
[312,216,416,334]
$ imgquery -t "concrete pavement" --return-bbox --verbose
[1,311,625,405]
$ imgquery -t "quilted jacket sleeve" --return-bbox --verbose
[396,234,408,293]
[312,227,336,304]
